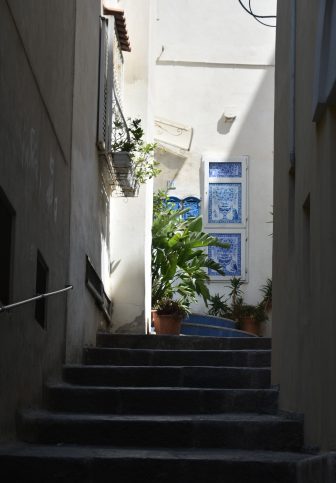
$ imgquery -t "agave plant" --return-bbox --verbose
[152,191,229,312]
[208,293,231,318]
[208,277,270,325]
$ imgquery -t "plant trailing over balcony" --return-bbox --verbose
[111,117,161,191]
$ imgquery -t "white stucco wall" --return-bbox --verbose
[106,0,155,333]
[153,0,275,316]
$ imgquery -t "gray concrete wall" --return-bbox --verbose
[0,0,74,439]
[66,0,109,362]
[0,0,108,439]
[7,0,76,163]
[273,0,336,450]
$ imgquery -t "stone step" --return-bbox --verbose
[63,365,271,389]
[84,347,271,367]
[18,410,303,451]
[96,333,272,350]
[46,383,278,414]
[0,443,314,483]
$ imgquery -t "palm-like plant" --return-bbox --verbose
[208,277,270,326]
[260,278,272,312]
[152,192,229,311]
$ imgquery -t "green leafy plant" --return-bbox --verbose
[152,191,229,313]
[228,277,243,307]
[155,297,190,317]
[112,117,161,184]
[259,278,272,312]
[208,293,230,317]
[208,277,270,325]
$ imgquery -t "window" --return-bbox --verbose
[97,15,114,152]
[35,251,48,329]
[0,188,15,305]
[97,9,131,152]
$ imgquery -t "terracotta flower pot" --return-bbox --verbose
[151,309,159,332]
[240,315,260,336]
[152,311,182,335]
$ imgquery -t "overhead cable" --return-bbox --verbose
[238,0,276,28]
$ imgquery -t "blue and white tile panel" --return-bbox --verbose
[207,230,246,280]
[208,183,242,224]
[209,162,242,178]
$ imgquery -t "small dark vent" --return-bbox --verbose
[0,187,15,306]
[35,251,48,329]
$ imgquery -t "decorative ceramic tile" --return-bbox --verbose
[208,233,242,277]
[183,197,201,219]
[209,162,242,178]
[168,196,182,210]
[168,196,201,219]
[208,183,242,224]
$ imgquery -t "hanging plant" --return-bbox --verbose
[111,118,161,189]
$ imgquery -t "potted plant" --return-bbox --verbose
[208,277,269,336]
[152,298,190,335]
[111,117,160,195]
[239,302,267,336]
[152,191,229,335]
[208,277,244,321]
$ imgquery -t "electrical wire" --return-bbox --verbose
[238,0,276,28]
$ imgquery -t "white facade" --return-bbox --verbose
[104,0,155,334]
[104,0,275,333]
[153,0,275,316]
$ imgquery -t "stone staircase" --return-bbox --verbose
[0,334,319,482]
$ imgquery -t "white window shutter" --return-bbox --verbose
[97,16,114,151]
[105,16,114,151]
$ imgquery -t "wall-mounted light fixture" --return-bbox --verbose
[223,113,236,123]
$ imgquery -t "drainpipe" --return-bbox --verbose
[289,0,296,174]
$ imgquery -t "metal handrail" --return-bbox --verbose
[0,285,73,314]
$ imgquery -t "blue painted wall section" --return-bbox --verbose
[182,197,201,219]
[168,196,201,219]
[167,196,182,211]
[181,313,256,337]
